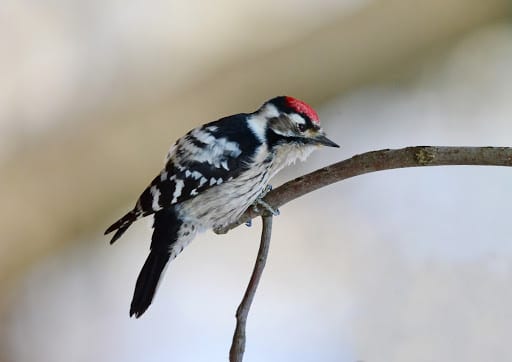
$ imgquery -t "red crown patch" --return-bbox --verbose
[285,97,320,124]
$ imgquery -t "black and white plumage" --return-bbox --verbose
[105,96,339,317]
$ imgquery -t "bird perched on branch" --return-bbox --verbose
[105,96,339,317]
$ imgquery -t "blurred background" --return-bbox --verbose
[1,0,511,361]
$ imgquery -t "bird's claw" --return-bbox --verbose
[253,199,280,216]
[260,184,272,197]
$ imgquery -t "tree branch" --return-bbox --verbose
[215,146,512,235]
[224,145,512,361]
[229,214,273,362]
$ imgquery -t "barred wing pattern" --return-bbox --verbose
[105,114,261,244]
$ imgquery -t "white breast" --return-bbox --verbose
[178,145,273,230]
[178,143,316,230]
[269,143,317,178]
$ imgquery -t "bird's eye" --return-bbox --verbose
[297,123,307,132]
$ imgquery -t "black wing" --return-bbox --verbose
[105,114,262,243]
[136,114,262,215]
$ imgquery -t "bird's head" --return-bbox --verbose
[257,96,339,150]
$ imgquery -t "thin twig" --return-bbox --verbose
[229,214,273,362]
[215,146,512,235]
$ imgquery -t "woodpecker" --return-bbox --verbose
[105,96,339,317]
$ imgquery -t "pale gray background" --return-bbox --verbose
[1,1,511,361]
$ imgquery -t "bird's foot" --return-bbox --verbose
[252,184,279,216]
[260,184,272,197]
[252,198,280,216]
[245,185,276,226]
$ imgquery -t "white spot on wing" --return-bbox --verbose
[209,177,217,186]
[190,188,198,196]
[188,129,241,166]
[172,179,184,203]
[199,177,207,187]
[160,171,168,181]
[150,186,161,210]
[221,160,229,170]
[191,129,216,145]
[191,170,203,179]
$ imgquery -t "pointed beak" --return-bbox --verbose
[314,134,340,148]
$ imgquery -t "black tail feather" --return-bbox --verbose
[130,250,170,318]
[105,210,137,244]
[128,208,182,318]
